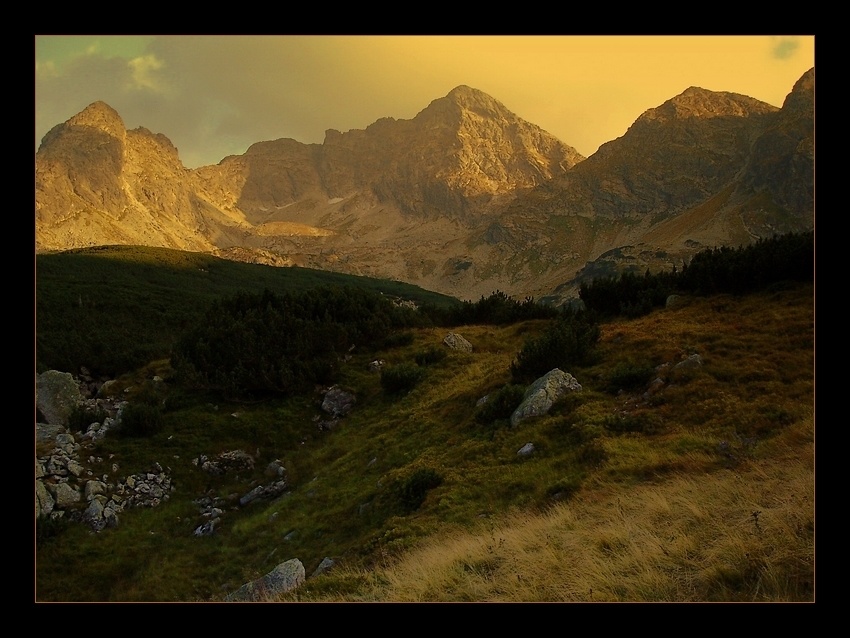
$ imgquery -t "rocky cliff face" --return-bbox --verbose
[479,69,815,302]
[35,73,814,302]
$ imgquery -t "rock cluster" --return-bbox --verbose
[36,425,174,531]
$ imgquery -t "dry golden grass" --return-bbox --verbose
[287,412,812,602]
[281,285,814,603]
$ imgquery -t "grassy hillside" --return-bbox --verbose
[35,250,814,602]
[35,245,460,377]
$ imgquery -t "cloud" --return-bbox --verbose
[771,37,801,60]
[127,54,166,92]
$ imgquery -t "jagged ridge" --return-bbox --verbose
[35,72,814,302]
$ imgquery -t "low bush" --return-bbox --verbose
[382,331,415,349]
[118,402,165,438]
[606,361,657,394]
[414,346,447,366]
[603,412,662,435]
[380,363,425,395]
[67,404,108,433]
[397,468,443,512]
[510,309,600,383]
[475,384,526,426]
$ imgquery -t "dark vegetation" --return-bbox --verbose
[578,231,814,319]
[34,232,814,601]
[35,245,460,378]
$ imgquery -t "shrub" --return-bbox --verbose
[603,412,661,435]
[414,345,447,366]
[511,309,600,383]
[606,361,657,394]
[382,331,415,349]
[172,287,404,399]
[397,468,443,512]
[36,515,71,544]
[380,363,425,395]
[475,384,526,426]
[545,476,582,500]
[67,404,108,433]
[118,402,164,438]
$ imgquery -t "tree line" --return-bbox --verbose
[167,231,814,400]
[579,231,814,320]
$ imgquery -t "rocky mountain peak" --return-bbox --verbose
[415,85,514,126]
[445,84,499,108]
[635,87,778,125]
[782,67,814,113]
[36,71,813,303]
[65,101,127,139]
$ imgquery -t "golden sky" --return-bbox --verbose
[35,35,815,169]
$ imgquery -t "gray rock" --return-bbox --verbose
[36,480,54,518]
[311,557,336,578]
[517,443,535,457]
[36,422,66,444]
[510,368,582,427]
[665,294,684,309]
[50,481,81,508]
[36,370,82,426]
[225,558,306,601]
[674,354,703,370]
[368,359,385,372]
[321,385,356,417]
[443,332,473,352]
[84,480,107,500]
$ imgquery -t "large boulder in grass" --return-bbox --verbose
[225,559,306,602]
[443,332,473,352]
[321,385,357,417]
[510,368,582,427]
[36,370,82,426]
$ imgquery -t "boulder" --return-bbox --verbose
[321,385,356,417]
[225,558,306,601]
[443,333,473,352]
[36,370,82,426]
[510,368,582,427]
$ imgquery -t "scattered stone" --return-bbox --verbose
[674,354,703,370]
[311,557,336,578]
[321,385,356,417]
[225,559,306,602]
[443,332,473,352]
[517,443,535,457]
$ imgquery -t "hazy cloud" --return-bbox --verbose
[771,37,802,60]
[127,55,166,92]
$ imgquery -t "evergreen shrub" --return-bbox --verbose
[397,468,443,512]
[511,309,600,383]
[380,363,425,394]
[475,384,527,426]
[414,346,447,366]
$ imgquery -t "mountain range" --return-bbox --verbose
[35,68,814,302]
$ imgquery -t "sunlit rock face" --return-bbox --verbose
[35,72,813,303]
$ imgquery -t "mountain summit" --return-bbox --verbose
[35,73,814,301]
